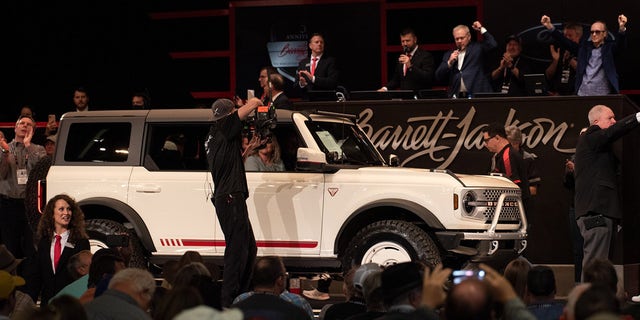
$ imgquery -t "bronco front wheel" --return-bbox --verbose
[342,220,441,271]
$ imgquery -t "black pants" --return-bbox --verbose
[213,193,257,307]
[568,206,584,283]
[0,196,35,260]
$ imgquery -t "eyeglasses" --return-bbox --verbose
[483,135,495,143]
[590,30,605,35]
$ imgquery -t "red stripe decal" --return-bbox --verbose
[180,239,318,248]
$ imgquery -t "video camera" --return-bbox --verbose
[243,103,277,144]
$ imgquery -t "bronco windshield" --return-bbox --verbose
[305,120,385,166]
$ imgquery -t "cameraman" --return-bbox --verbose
[205,97,262,307]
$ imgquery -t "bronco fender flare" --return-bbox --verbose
[333,199,444,254]
[78,197,156,253]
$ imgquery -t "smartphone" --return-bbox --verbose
[452,269,485,284]
[48,114,56,123]
[247,89,255,100]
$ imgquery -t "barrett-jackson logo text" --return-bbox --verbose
[358,107,573,168]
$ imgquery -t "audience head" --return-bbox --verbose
[178,251,204,267]
[504,35,522,57]
[251,256,287,294]
[73,87,90,111]
[131,92,149,109]
[482,122,509,153]
[36,194,88,242]
[589,21,608,46]
[355,264,384,311]
[259,66,278,90]
[108,268,156,310]
[452,24,472,50]
[380,261,424,308]
[19,105,34,119]
[161,260,179,288]
[563,22,584,43]
[588,105,616,129]
[0,245,22,274]
[399,27,418,51]
[526,265,557,301]
[67,250,93,280]
[47,294,88,320]
[268,73,285,92]
[0,270,25,315]
[574,283,619,320]
[445,278,493,320]
[564,283,591,320]
[341,265,360,299]
[14,115,36,141]
[87,248,125,288]
[173,262,211,289]
[583,258,618,295]
[44,135,57,156]
[505,125,523,150]
[152,286,204,320]
[308,33,325,56]
[503,257,531,301]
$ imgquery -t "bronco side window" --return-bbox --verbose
[145,123,210,171]
[64,122,131,162]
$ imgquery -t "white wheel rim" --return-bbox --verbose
[361,241,412,267]
[89,239,110,254]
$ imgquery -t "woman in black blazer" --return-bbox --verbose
[24,194,90,305]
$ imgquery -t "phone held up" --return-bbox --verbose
[452,269,486,285]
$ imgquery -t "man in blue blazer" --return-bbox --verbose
[435,21,498,98]
[574,105,640,276]
[541,14,628,96]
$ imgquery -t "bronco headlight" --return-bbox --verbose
[462,191,477,216]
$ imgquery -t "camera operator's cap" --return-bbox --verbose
[353,263,382,291]
[211,98,236,121]
[0,270,25,299]
[506,34,521,44]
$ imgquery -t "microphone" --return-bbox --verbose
[403,46,410,55]
[451,45,462,64]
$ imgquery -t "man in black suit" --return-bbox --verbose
[265,73,292,110]
[574,105,640,275]
[435,21,497,98]
[379,28,434,92]
[296,33,339,92]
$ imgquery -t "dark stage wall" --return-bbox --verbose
[295,95,640,265]
[5,1,640,120]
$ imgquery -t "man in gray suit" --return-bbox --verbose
[574,104,640,276]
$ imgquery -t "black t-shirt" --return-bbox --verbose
[206,112,248,199]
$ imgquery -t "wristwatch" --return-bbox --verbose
[0,148,7,154]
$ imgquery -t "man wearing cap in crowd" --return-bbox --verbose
[205,97,262,307]
[377,261,425,319]
[44,135,56,157]
[0,244,35,317]
[490,34,533,96]
[0,269,27,319]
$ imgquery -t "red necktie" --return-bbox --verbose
[403,53,412,76]
[311,57,318,76]
[54,235,62,270]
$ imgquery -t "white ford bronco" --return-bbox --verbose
[40,108,527,271]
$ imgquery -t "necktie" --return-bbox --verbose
[311,57,318,76]
[403,54,412,76]
[54,235,62,271]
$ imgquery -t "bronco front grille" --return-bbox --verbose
[481,188,522,222]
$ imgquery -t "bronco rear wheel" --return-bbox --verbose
[342,220,441,271]
[85,219,148,268]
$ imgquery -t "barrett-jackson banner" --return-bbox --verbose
[295,95,640,264]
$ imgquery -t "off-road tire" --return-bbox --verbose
[342,220,441,271]
[85,219,148,268]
